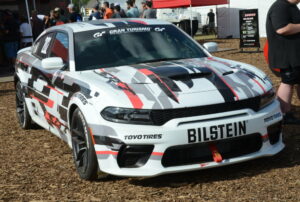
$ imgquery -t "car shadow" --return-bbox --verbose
[128,128,300,188]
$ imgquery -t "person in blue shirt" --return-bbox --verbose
[126,0,139,18]
[88,4,102,20]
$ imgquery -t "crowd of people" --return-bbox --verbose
[88,0,157,20]
[0,0,156,70]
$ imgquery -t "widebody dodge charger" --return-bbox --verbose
[15,19,284,180]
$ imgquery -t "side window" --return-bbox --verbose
[33,33,54,59]
[50,32,69,64]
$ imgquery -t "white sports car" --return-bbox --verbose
[15,19,284,180]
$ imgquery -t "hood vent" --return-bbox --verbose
[169,70,212,81]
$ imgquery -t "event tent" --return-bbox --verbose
[152,0,229,8]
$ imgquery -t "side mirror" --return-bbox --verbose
[203,42,218,53]
[41,57,64,70]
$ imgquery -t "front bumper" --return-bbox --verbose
[93,100,284,177]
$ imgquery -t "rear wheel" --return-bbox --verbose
[15,81,33,129]
[71,108,98,180]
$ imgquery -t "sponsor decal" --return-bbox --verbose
[93,31,106,38]
[74,93,88,105]
[124,134,162,140]
[187,121,247,143]
[109,27,151,35]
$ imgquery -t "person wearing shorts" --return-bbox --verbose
[266,0,300,124]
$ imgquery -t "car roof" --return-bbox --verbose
[51,18,172,33]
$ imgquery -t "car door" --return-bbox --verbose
[29,31,70,136]
[46,32,70,137]
[28,32,56,129]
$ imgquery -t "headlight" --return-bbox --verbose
[260,89,276,109]
[101,107,153,125]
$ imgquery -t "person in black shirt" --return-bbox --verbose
[206,9,215,35]
[2,10,19,68]
[266,0,300,124]
[67,3,82,23]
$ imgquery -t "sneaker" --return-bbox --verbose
[283,112,300,125]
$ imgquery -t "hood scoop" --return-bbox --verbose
[162,67,212,81]
[169,71,212,81]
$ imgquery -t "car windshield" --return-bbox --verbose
[74,25,207,71]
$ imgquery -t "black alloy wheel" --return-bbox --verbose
[15,81,33,129]
[71,108,98,180]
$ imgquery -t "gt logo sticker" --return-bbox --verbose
[93,31,106,38]
[154,27,165,32]
[187,121,247,143]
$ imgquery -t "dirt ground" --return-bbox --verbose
[0,38,300,201]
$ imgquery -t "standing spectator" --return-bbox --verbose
[88,4,102,20]
[19,16,33,48]
[59,8,68,23]
[115,3,127,18]
[67,3,82,23]
[140,1,147,18]
[103,2,113,19]
[266,0,300,124]
[206,9,215,35]
[31,10,44,40]
[143,1,156,19]
[126,0,139,18]
[112,5,122,18]
[2,10,19,68]
[53,8,65,25]
[45,10,56,28]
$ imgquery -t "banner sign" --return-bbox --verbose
[239,9,260,48]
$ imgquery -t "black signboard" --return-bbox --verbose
[239,9,260,49]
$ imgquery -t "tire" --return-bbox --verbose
[71,108,98,180]
[15,81,33,129]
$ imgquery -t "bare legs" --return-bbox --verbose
[277,82,293,113]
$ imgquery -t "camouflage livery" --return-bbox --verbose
[15,19,284,177]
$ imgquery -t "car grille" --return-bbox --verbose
[161,133,262,167]
[150,96,261,126]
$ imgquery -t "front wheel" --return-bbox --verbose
[15,81,33,129]
[71,108,98,180]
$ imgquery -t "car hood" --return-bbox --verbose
[78,57,272,109]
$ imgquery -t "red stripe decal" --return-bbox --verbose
[128,20,148,25]
[205,66,240,100]
[46,85,64,95]
[96,151,118,155]
[99,69,143,109]
[16,59,30,67]
[139,69,179,102]
[262,134,269,139]
[251,79,266,94]
[30,94,54,108]
[44,111,67,128]
[151,152,164,156]
[117,82,143,109]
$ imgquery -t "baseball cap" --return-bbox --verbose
[54,7,60,12]
[67,4,74,9]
